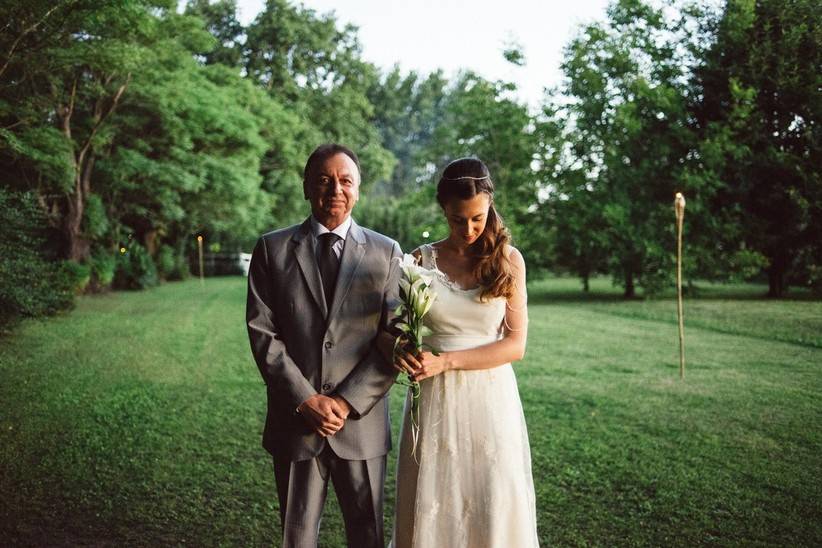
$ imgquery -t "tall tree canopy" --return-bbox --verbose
[1,0,820,327]
[693,0,822,296]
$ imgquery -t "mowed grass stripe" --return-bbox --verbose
[575,303,822,350]
[523,300,821,545]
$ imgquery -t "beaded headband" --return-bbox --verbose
[441,175,489,181]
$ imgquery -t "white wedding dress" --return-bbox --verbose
[391,244,539,548]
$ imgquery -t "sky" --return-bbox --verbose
[234,0,611,108]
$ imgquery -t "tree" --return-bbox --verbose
[366,67,450,196]
[693,0,822,296]
[184,0,244,67]
[424,71,545,269]
[544,0,710,296]
[0,0,173,262]
[243,0,394,191]
[1,1,306,289]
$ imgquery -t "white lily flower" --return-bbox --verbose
[398,253,418,268]
[420,291,435,317]
[396,253,436,286]
[418,270,435,286]
[392,252,440,466]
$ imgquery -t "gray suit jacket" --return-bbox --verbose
[246,218,402,461]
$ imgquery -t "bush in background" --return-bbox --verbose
[89,249,117,289]
[156,244,191,281]
[113,243,158,290]
[0,189,75,327]
[62,261,91,294]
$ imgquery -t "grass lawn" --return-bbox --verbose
[1,276,820,546]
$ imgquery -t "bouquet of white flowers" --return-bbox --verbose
[393,254,438,461]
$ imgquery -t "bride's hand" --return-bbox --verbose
[393,346,423,376]
[413,351,449,381]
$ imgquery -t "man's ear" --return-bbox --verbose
[303,180,309,200]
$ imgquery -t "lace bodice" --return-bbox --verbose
[419,244,506,344]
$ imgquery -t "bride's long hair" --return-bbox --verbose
[436,158,515,301]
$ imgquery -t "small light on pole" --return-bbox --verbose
[197,235,204,287]
[674,192,686,380]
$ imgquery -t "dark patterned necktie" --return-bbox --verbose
[318,232,342,308]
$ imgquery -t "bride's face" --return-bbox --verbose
[443,192,491,247]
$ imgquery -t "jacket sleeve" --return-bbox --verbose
[334,240,402,417]
[246,237,317,410]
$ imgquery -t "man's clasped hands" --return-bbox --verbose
[297,394,352,437]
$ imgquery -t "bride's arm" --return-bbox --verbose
[411,247,528,381]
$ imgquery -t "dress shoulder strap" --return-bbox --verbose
[419,243,435,270]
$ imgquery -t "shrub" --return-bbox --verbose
[90,250,117,288]
[0,189,75,326]
[166,244,191,281]
[62,260,91,294]
[156,245,176,280]
[113,242,158,290]
[82,194,110,239]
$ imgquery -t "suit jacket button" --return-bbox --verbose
[324,341,333,349]
[322,383,333,392]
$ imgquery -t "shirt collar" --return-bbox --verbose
[310,215,352,241]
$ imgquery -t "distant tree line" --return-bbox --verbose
[1,0,819,325]
[541,0,820,298]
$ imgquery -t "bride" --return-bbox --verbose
[390,158,539,547]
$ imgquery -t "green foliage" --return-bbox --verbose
[1,0,819,301]
[156,245,176,280]
[422,72,547,268]
[0,126,74,191]
[61,261,92,294]
[366,68,450,196]
[693,0,822,296]
[90,249,117,288]
[82,194,110,239]
[155,244,190,281]
[114,243,158,290]
[355,187,445,253]
[98,52,292,251]
[726,247,769,282]
[0,1,187,263]
[502,42,526,67]
[541,0,732,296]
[244,0,395,192]
[367,65,550,265]
[183,0,242,67]
[0,189,74,325]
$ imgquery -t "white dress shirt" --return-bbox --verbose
[310,215,351,260]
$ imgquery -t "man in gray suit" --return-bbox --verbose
[246,143,401,547]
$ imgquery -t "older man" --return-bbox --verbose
[246,143,401,547]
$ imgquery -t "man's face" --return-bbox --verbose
[304,153,360,229]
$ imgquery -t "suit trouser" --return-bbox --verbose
[273,445,386,548]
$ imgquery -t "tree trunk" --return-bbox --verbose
[65,177,89,262]
[57,72,129,264]
[64,154,95,262]
[767,261,786,298]
[624,268,635,298]
[582,272,590,292]
[145,229,159,256]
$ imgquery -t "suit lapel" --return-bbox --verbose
[328,220,366,322]
[292,219,328,318]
